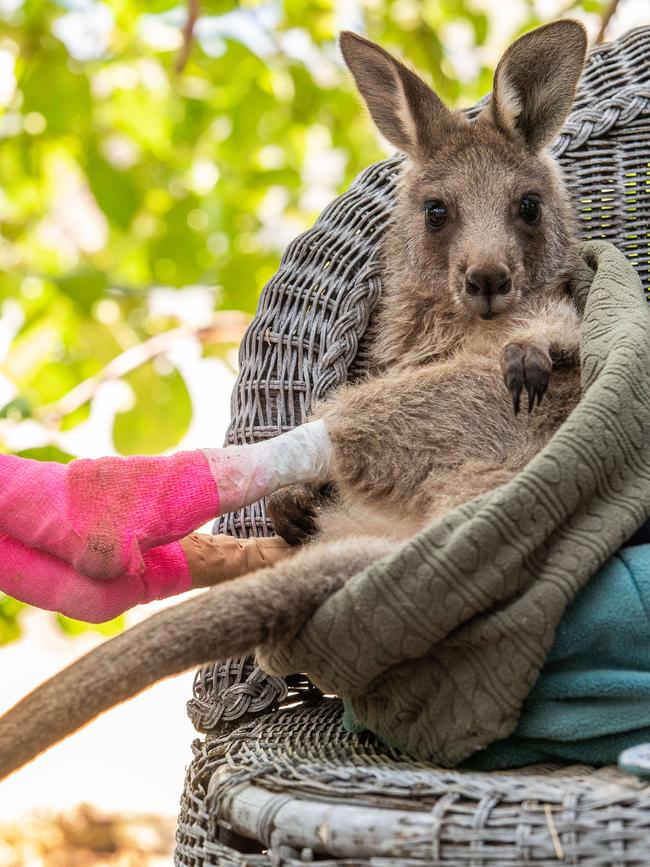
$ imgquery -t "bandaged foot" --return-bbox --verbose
[0,533,293,622]
[180,533,293,588]
[0,420,331,581]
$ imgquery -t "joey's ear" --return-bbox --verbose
[339,31,451,158]
[490,20,587,152]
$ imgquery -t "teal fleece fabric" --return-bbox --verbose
[465,543,650,769]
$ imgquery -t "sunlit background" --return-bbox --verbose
[0,0,648,863]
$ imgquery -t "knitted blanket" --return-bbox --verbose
[259,241,650,766]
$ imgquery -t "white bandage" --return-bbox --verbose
[203,420,333,515]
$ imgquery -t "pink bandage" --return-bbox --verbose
[0,534,191,623]
[0,451,219,581]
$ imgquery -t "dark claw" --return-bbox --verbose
[267,482,336,547]
[272,506,317,546]
[502,344,524,416]
[527,387,535,415]
[525,364,549,414]
[526,382,541,414]
[501,342,551,416]
[527,379,548,413]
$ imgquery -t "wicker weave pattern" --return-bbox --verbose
[178,27,650,866]
[188,662,321,733]
[214,156,397,538]
[176,700,650,865]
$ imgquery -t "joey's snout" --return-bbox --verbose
[465,265,511,299]
[463,264,513,319]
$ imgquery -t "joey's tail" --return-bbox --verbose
[0,550,352,781]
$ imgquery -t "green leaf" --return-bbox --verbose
[85,148,141,231]
[55,267,108,313]
[469,12,489,46]
[16,446,76,463]
[146,0,182,11]
[202,0,239,12]
[59,402,92,432]
[56,613,126,637]
[113,362,192,455]
[0,596,25,645]
[0,396,32,420]
[20,44,91,136]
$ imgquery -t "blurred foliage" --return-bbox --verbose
[0,0,611,642]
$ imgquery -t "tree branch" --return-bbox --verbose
[176,0,200,73]
[35,310,250,430]
[596,0,622,44]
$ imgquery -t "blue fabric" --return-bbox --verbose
[465,543,650,769]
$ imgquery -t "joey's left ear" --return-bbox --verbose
[489,20,588,152]
[339,31,451,159]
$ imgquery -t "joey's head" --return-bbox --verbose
[340,21,587,342]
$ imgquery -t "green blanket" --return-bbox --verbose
[260,241,650,767]
[466,542,650,768]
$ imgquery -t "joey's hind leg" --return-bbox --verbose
[268,481,339,545]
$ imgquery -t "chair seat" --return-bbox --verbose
[176,697,650,865]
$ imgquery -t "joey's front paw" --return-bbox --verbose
[500,342,551,415]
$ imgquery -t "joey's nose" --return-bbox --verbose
[465,266,512,298]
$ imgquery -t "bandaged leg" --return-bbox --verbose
[201,420,332,513]
[0,420,331,581]
[0,451,219,582]
[0,533,293,622]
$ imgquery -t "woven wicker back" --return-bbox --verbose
[215,26,650,542]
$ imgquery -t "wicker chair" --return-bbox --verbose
[176,28,650,866]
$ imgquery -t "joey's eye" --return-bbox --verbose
[425,200,447,230]
[519,195,541,225]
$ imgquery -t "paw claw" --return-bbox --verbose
[501,342,552,416]
[267,482,335,546]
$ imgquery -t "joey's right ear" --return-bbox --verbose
[339,31,451,158]
[490,20,587,152]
